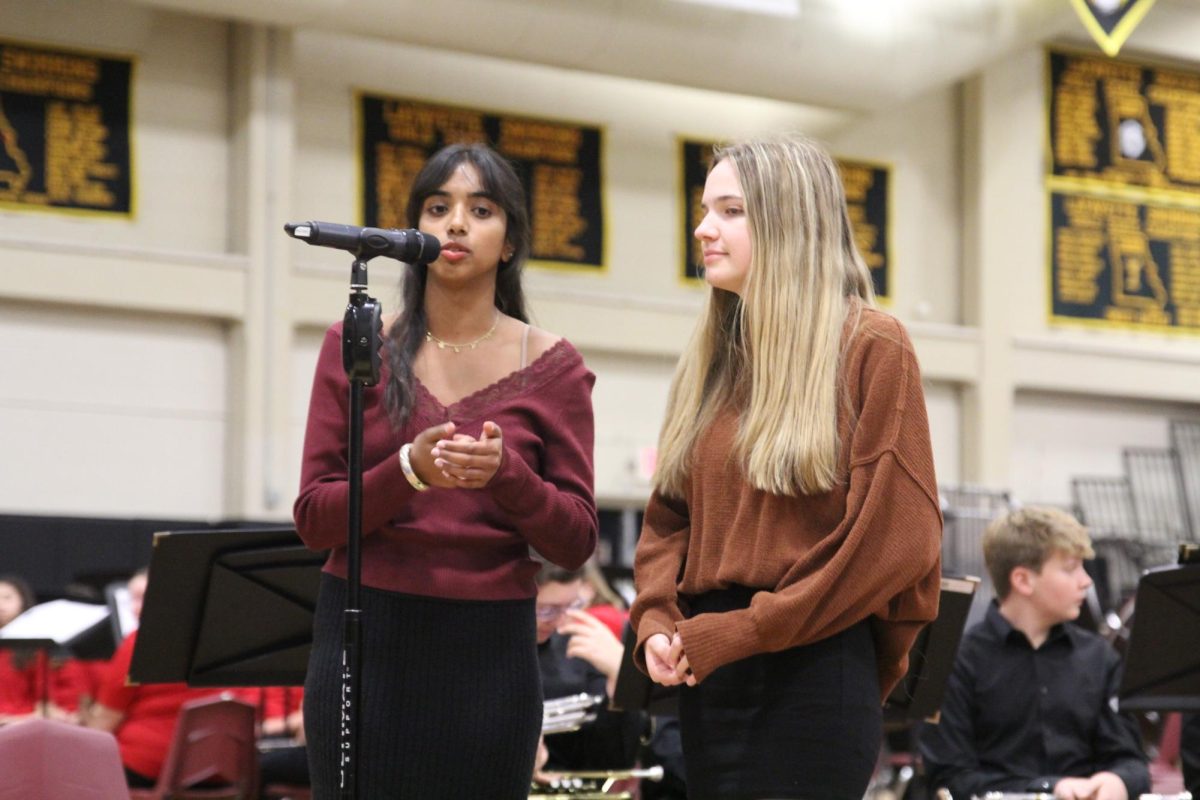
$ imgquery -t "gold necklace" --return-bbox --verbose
[425,312,500,353]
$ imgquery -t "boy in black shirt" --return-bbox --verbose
[919,507,1149,800]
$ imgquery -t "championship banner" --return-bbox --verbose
[0,39,133,216]
[1049,189,1200,332]
[1068,0,1158,58]
[358,94,605,272]
[679,139,890,301]
[1048,49,1200,201]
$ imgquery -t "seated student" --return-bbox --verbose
[535,563,643,774]
[578,558,628,640]
[84,568,233,788]
[536,563,686,798]
[919,507,1150,800]
[258,686,309,792]
[0,574,38,724]
[0,573,97,725]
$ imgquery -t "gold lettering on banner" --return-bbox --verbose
[839,163,884,269]
[1147,205,1200,314]
[381,101,485,146]
[1052,51,1200,194]
[1146,83,1200,185]
[0,42,129,212]
[532,164,586,261]
[1055,70,1102,169]
[0,46,98,102]
[361,94,604,268]
[373,142,427,230]
[44,101,116,207]
[1055,192,1200,329]
[1057,195,1111,305]
[498,119,582,164]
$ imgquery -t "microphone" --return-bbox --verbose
[284,221,441,263]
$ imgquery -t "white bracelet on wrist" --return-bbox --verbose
[399,443,429,491]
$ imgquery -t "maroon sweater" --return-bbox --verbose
[294,323,599,600]
[631,306,943,699]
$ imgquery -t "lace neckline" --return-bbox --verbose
[411,338,574,423]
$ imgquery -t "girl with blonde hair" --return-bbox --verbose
[631,135,942,798]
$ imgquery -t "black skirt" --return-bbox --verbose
[304,574,542,799]
[678,586,882,800]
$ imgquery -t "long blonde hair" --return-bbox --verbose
[655,135,875,498]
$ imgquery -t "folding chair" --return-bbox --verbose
[128,694,258,800]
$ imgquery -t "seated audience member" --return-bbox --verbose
[1183,713,1199,797]
[919,507,1149,800]
[578,558,628,640]
[0,574,37,724]
[0,573,96,725]
[258,686,309,791]
[85,570,231,788]
[535,563,642,774]
[536,563,686,798]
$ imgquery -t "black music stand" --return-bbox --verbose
[1118,561,1200,712]
[884,575,979,725]
[129,527,324,687]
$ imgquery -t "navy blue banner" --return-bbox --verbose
[0,39,133,216]
[359,94,605,271]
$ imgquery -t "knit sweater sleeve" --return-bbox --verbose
[487,354,599,570]
[293,324,419,551]
[675,324,943,689]
[629,488,691,673]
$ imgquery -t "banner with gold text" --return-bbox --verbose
[1048,49,1200,201]
[1050,190,1200,332]
[679,139,890,300]
[1046,48,1200,334]
[359,94,604,272]
[0,39,133,216]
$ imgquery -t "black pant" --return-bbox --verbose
[678,586,882,800]
[304,575,542,799]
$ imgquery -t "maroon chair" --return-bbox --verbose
[0,717,129,800]
[128,694,258,800]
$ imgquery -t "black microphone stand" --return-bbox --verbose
[339,254,382,800]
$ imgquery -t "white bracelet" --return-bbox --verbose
[398,443,429,491]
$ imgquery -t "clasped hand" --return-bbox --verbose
[644,632,697,687]
[409,420,504,490]
[1053,771,1127,800]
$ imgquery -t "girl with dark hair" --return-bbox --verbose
[295,142,598,797]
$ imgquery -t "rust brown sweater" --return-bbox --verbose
[631,306,943,701]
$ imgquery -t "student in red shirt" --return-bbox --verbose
[0,574,96,725]
[84,569,231,788]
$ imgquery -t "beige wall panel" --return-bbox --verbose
[0,301,227,516]
[831,84,963,325]
[1011,390,1200,508]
